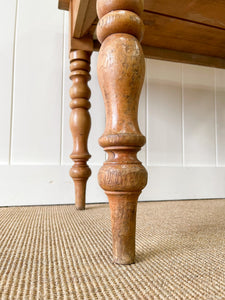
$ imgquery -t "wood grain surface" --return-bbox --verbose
[69,50,92,210]
[59,0,225,67]
[97,0,147,264]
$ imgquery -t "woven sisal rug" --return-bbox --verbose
[0,199,225,299]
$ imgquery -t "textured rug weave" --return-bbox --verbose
[1,199,225,299]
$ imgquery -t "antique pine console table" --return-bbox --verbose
[58,0,225,264]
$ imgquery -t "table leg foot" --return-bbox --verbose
[108,192,139,264]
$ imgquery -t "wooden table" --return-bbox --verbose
[58,0,225,265]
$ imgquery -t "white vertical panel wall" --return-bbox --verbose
[1,5,225,206]
[0,0,17,164]
[12,0,64,164]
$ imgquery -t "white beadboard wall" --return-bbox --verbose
[1,2,225,206]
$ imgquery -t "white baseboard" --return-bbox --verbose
[0,165,103,207]
[0,165,225,206]
[141,166,225,201]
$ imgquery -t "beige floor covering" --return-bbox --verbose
[0,199,225,299]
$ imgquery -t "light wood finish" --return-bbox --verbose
[68,0,94,52]
[58,0,225,264]
[70,35,93,53]
[141,46,225,69]
[93,41,225,69]
[67,2,93,210]
[58,0,69,10]
[96,0,147,264]
[144,0,225,29]
[69,49,92,210]
[141,12,225,59]
[60,0,225,28]
[59,0,225,68]
[70,0,97,38]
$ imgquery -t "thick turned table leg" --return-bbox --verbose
[96,0,148,264]
[69,50,92,210]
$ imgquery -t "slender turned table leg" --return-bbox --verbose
[96,0,148,264]
[69,50,92,210]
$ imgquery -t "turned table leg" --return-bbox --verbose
[69,50,92,210]
[96,0,148,264]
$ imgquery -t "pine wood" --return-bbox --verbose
[93,41,225,69]
[70,0,97,38]
[58,0,225,265]
[59,0,225,68]
[60,0,225,29]
[96,0,148,264]
[144,0,225,29]
[142,12,225,59]
[68,0,94,52]
[69,49,92,210]
[142,45,225,69]
[70,35,93,53]
[58,0,69,10]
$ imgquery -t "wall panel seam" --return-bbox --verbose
[181,63,185,167]
[60,12,65,166]
[144,65,147,166]
[214,68,218,167]
[9,0,19,165]
[146,60,150,167]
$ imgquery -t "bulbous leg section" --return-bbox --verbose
[70,162,91,210]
